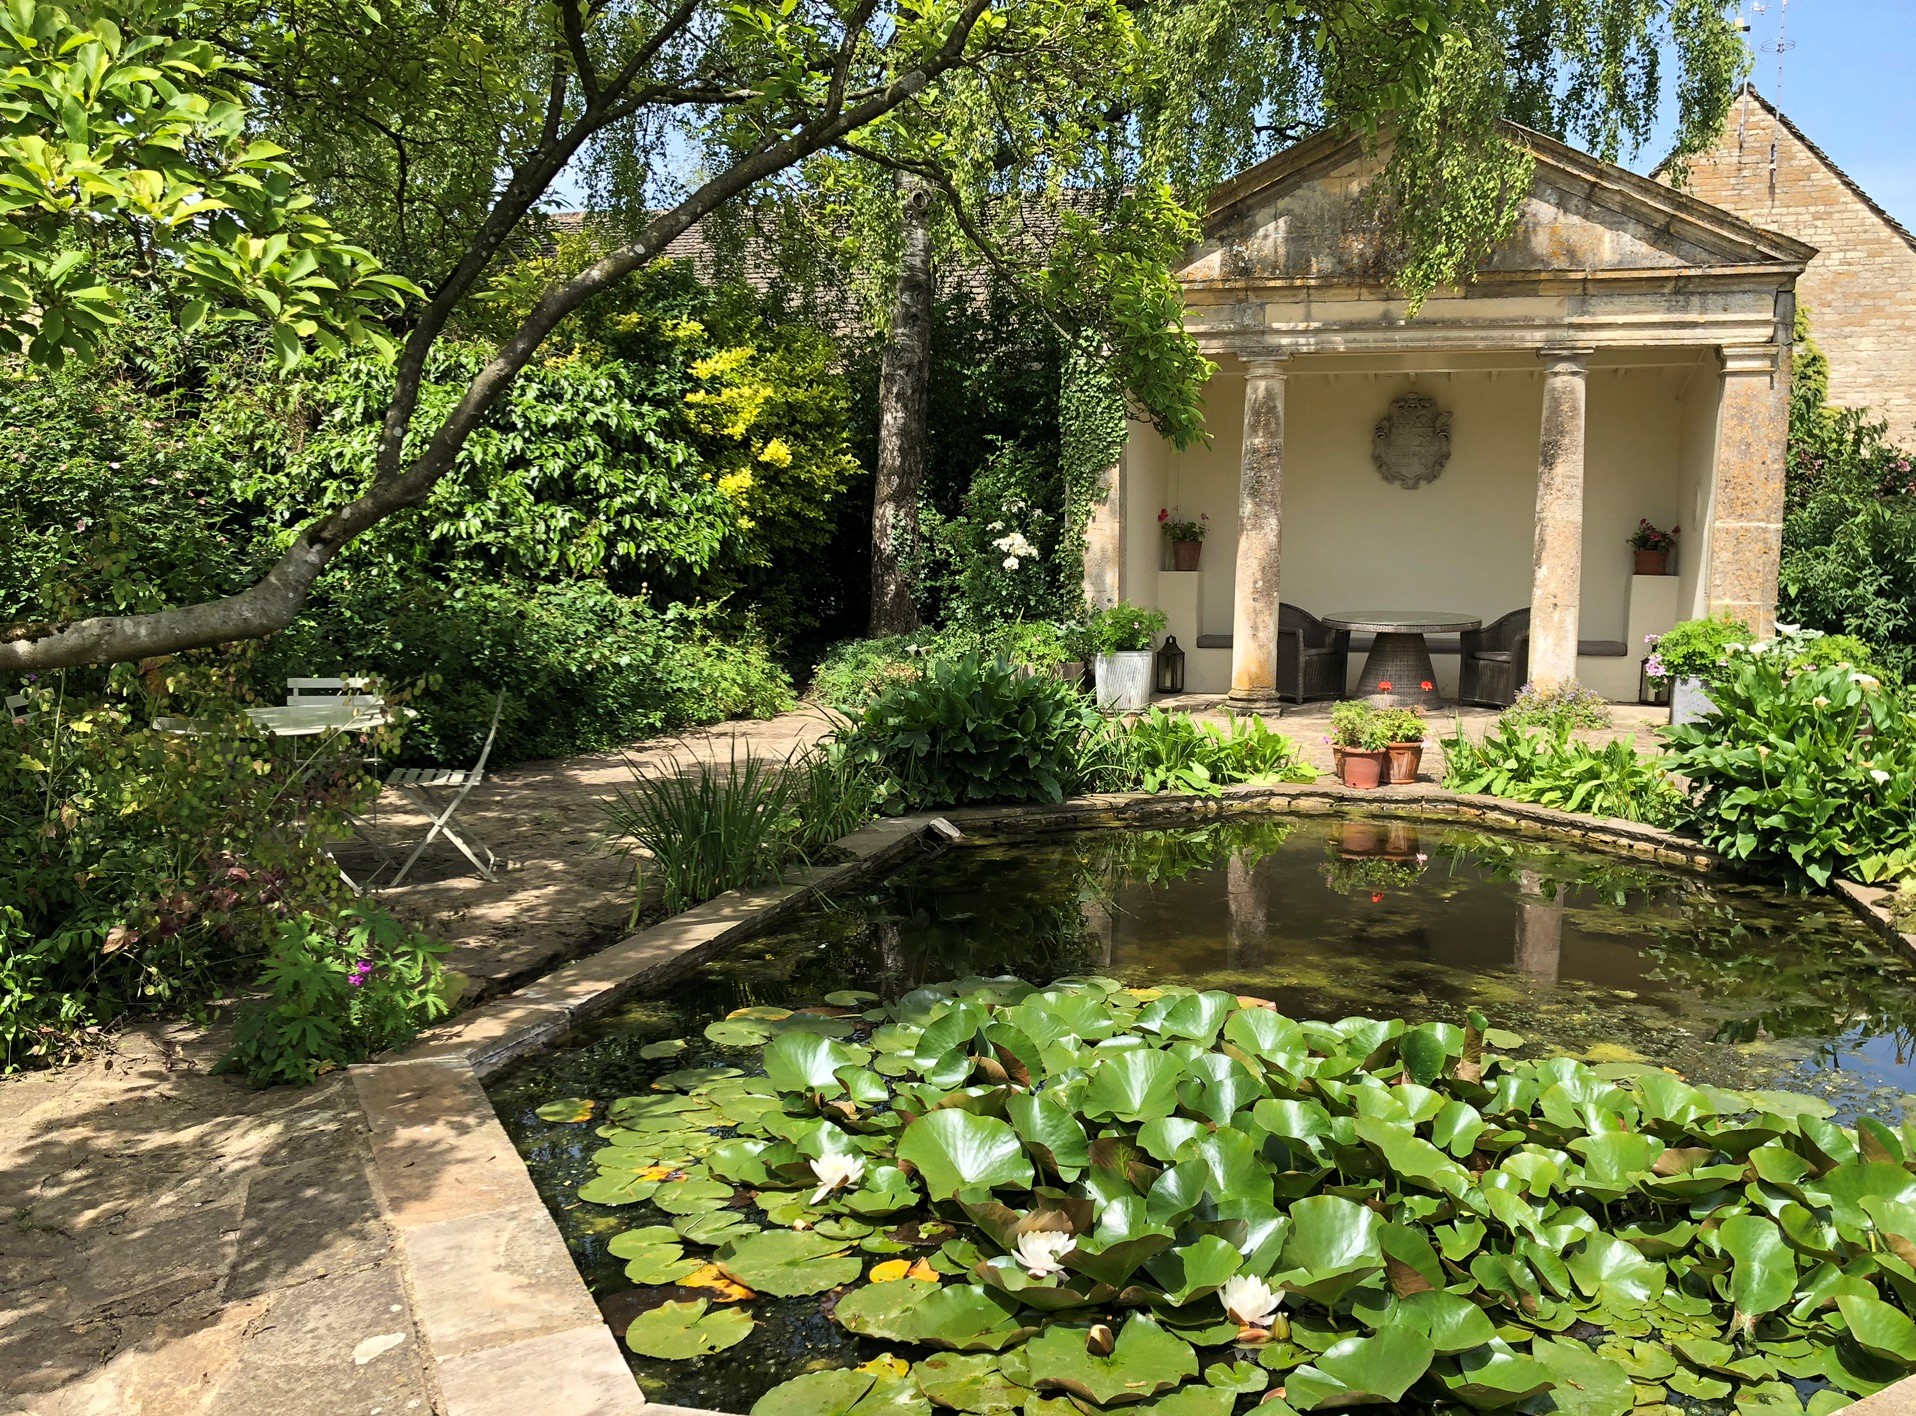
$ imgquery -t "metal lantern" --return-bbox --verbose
[1154,635,1186,695]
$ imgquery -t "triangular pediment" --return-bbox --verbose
[1179,123,1815,286]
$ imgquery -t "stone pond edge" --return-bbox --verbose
[344,782,1916,1416]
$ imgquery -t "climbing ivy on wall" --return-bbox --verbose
[1059,346,1133,601]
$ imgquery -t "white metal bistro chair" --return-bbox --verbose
[286,676,384,710]
[6,692,28,724]
[386,692,505,886]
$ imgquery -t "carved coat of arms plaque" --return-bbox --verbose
[1371,393,1452,489]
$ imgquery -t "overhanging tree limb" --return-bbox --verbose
[0,0,991,672]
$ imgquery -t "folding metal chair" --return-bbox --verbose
[286,676,384,710]
[6,693,28,725]
[386,692,504,886]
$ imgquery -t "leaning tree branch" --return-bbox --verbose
[0,0,995,674]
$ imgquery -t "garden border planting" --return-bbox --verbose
[346,783,1916,1416]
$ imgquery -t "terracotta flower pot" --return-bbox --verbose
[1171,539,1202,571]
[1334,818,1384,854]
[1386,742,1424,785]
[1633,548,1671,576]
[1337,748,1388,790]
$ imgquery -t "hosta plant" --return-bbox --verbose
[554,979,1916,1416]
[1663,646,1916,888]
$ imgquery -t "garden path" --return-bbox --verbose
[0,696,1663,1416]
[0,710,832,1416]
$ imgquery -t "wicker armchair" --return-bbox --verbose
[1276,603,1351,703]
[1459,608,1531,707]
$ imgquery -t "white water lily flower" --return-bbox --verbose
[1015,1228,1076,1278]
[1220,1274,1284,1329]
[808,1154,865,1204]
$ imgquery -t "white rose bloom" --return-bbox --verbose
[1220,1274,1283,1329]
[1003,556,1021,570]
[808,1154,865,1204]
[1015,1228,1076,1278]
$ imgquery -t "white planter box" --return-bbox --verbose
[1094,651,1154,712]
[1669,676,1715,727]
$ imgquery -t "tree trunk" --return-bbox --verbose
[868,171,933,636]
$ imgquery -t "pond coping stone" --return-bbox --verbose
[347,783,1905,1416]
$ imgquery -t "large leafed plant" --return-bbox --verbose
[550,978,1916,1415]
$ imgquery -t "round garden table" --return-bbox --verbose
[1321,610,1483,710]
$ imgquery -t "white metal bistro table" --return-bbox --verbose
[245,702,388,737]
[158,703,396,889]
[1320,610,1483,710]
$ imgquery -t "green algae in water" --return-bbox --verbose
[486,815,1916,1411]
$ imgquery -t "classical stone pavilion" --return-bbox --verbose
[1084,123,1812,707]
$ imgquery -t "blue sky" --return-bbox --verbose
[1635,0,1916,225]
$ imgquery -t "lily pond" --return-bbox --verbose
[487,815,1916,1416]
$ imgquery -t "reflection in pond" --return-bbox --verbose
[488,814,1916,1402]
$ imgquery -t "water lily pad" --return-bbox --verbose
[657,1065,744,1090]
[1204,1361,1268,1394]
[911,1352,1029,1412]
[673,1210,759,1247]
[622,1298,753,1359]
[1082,1050,1185,1124]
[835,1278,1028,1350]
[639,1038,688,1059]
[764,1030,869,1097]
[1272,1195,1383,1305]
[576,1171,662,1206]
[1836,1292,1916,1364]
[652,1178,736,1215]
[897,1110,1034,1201]
[1284,1324,1435,1407]
[749,1368,932,1415]
[716,1229,861,1296]
[535,1097,595,1123]
[1025,1315,1197,1405]
[1532,1336,1634,1416]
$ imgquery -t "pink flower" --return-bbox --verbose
[347,959,373,989]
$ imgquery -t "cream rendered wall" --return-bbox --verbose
[1125,358,1691,698]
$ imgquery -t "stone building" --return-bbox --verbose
[1668,86,1916,447]
[1087,122,1811,706]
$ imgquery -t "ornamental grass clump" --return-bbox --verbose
[552,978,1916,1416]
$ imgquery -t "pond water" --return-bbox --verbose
[486,814,1916,1411]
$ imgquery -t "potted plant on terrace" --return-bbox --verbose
[1087,603,1167,712]
[1644,614,1751,726]
[1382,705,1430,784]
[1158,508,1208,571]
[1327,700,1393,789]
[1628,519,1679,575]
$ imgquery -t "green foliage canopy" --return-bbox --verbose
[0,0,412,367]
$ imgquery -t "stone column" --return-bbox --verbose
[1081,451,1125,611]
[1513,870,1563,984]
[1227,357,1290,712]
[1528,349,1593,692]
[1707,344,1790,636]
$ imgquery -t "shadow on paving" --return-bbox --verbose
[0,1026,447,1415]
